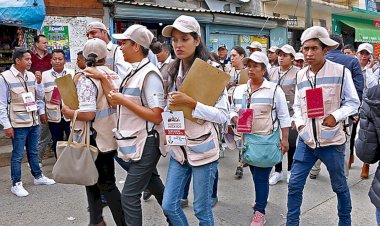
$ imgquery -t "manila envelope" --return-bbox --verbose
[238,68,249,84]
[169,58,230,122]
[55,74,79,110]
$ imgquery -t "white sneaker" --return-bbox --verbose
[11,182,29,197]
[269,172,283,185]
[34,175,56,185]
[287,171,291,184]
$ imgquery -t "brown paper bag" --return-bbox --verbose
[55,74,79,110]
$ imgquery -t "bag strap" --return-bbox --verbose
[67,110,79,145]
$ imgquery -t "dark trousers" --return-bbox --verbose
[85,138,125,226]
[275,128,298,172]
[121,136,166,226]
[48,119,70,158]
[349,122,358,156]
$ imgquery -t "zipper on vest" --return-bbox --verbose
[311,118,320,148]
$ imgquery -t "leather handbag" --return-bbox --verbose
[241,129,282,168]
[52,110,99,186]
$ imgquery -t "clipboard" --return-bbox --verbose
[169,58,230,122]
[55,74,79,110]
[238,69,249,84]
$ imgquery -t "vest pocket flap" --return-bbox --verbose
[46,104,59,110]
[116,130,145,160]
[319,124,341,139]
[44,86,55,93]
[11,87,27,95]
[12,104,27,112]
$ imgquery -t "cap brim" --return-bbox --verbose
[358,48,373,54]
[319,38,339,50]
[112,33,129,40]
[162,24,193,37]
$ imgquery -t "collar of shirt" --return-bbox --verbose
[130,58,149,71]
[10,65,28,80]
[158,55,172,69]
[32,49,48,59]
[246,78,272,93]
[51,68,67,78]
[107,41,114,51]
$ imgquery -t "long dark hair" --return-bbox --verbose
[166,32,209,93]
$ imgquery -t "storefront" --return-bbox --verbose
[0,0,46,72]
[109,1,288,55]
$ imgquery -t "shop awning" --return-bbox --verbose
[0,0,46,30]
[340,20,380,43]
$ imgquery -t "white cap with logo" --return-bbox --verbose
[300,26,338,50]
[357,43,373,54]
[246,41,262,50]
[276,44,296,57]
[162,15,201,37]
[112,24,154,49]
[268,46,279,53]
[86,21,107,34]
[242,51,270,69]
[294,52,305,61]
[83,38,107,60]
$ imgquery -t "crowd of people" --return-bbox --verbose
[1,14,380,226]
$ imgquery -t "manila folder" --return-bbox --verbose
[169,58,230,122]
[55,74,79,110]
[238,69,249,84]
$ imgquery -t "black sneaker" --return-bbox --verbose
[235,166,243,179]
[143,189,152,201]
[309,174,317,179]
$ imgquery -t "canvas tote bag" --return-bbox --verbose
[52,110,99,186]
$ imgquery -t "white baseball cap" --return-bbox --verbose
[112,24,154,49]
[162,15,201,37]
[276,44,296,57]
[294,52,304,61]
[268,46,279,53]
[357,43,373,54]
[86,21,107,34]
[246,41,262,50]
[242,51,270,69]
[301,26,338,50]
[83,38,107,60]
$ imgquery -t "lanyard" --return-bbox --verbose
[119,60,150,92]
[305,61,326,89]
[233,68,241,83]
[11,70,29,92]
[243,81,263,108]
[277,65,293,86]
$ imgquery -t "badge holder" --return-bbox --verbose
[21,92,37,112]
[162,111,187,146]
[305,87,324,118]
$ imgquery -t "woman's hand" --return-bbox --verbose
[84,67,106,80]
[61,104,74,119]
[281,139,289,155]
[108,90,126,106]
[168,91,197,109]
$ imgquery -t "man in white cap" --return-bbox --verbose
[267,44,299,186]
[287,26,360,226]
[293,52,304,68]
[357,43,380,94]
[267,46,279,67]
[246,41,262,55]
[86,21,132,79]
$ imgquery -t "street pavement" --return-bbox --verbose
[0,148,377,226]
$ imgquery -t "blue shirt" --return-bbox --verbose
[326,50,364,100]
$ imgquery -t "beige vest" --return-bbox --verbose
[269,66,298,116]
[297,60,346,148]
[1,70,39,128]
[72,66,118,152]
[105,44,118,72]
[116,60,163,162]
[233,80,278,135]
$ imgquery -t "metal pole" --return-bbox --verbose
[305,0,312,29]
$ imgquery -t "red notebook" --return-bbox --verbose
[305,87,324,118]
[50,87,62,105]
[237,109,254,133]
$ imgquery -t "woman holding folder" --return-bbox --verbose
[161,15,229,226]
[230,51,291,226]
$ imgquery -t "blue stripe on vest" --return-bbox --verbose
[15,113,31,121]
[252,98,273,104]
[122,88,141,96]
[297,76,343,90]
[95,108,116,120]
[44,82,56,88]
[299,131,310,142]
[281,79,296,85]
[189,140,215,153]
[119,145,137,155]
[320,128,340,140]
[8,81,34,89]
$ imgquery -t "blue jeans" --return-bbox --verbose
[376,209,380,226]
[163,157,218,226]
[182,168,218,199]
[249,165,272,214]
[11,125,42,185]
[287,140,351,226]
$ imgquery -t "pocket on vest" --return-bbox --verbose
[319,124,344,144]
[46,104,60,122]
[116,130,146,162]
[186,129,219,162]
[11,104,32,124]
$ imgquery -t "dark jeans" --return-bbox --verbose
[182,168,219,199]
[121,136,166,226]
[349,122,358,156]
[275,128,298,172]
[85,137,125,226]
[48,119,70,158]
[249,166,272,214]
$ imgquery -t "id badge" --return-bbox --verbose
[237,108,254,133]
[305,87,324,118]
[50,87,62,105]
[21,92,37,112]
[162,111,187,146]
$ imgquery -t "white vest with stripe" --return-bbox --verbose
[296,60,346,148]
[105,44,118,72]
[1,68,39,128]
[116,59,163,162]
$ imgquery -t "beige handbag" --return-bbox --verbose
[52,110,99,186]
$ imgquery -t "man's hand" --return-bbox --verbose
[298,125,305,131]
[5,128,14,139]
[108,91,125,106]
[281,139,289,155]
[291,121,296,130]
[40,114,47,124]
[35,71,42,84]
[322,114,337,127]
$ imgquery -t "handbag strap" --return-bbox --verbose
[85,120,91,148]
[67,110,79,145]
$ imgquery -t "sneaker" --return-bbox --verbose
[269,172,283,185]
[250,211,266,226]
[34,175,56,185]
[211,197,218,208]
[309,173,317,179]
[11,182,29,197]
[235,166,243,179]
[287,171,291,184]
[180,199,188,208]
[143,189,152,201]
